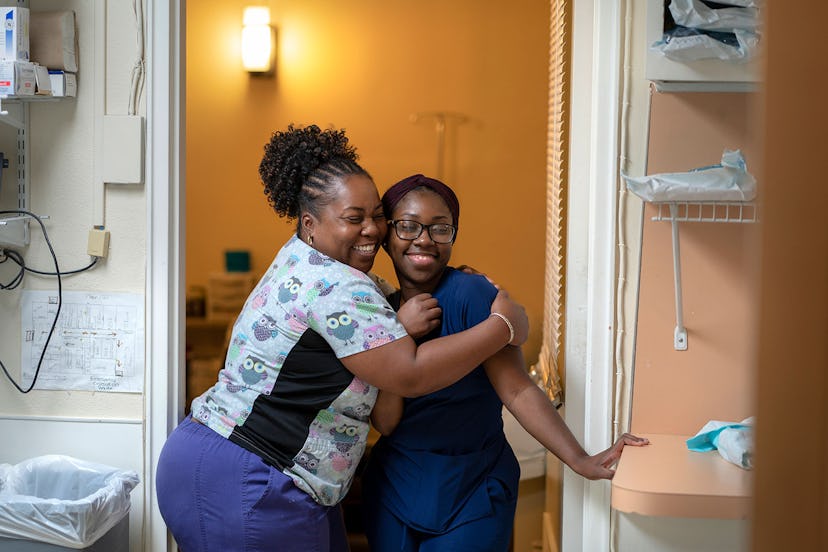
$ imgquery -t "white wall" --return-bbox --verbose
[0,1,147,550]
[617,513,749,552]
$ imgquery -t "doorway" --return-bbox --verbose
[183,1,550,549]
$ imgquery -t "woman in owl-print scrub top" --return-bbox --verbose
[155,125,529,552]
[362,174,649,551]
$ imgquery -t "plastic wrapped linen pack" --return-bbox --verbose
[623,149,756,203]
[709,0,758,6]
[0,455,139,548]
[717,423,754,469]
[651,0,761,62]
[669,0,759,32]
[686,417,754,470]
[651,26,758,62]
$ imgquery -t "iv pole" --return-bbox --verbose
[409,112,467,180]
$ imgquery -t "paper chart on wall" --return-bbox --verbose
[21,290,145,392]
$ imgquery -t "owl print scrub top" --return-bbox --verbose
[190,235,408,506]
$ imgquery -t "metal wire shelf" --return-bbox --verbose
[651,201,758,223]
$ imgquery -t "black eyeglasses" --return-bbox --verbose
[388,220,457,244]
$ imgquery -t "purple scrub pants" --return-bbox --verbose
[156,416,348,552]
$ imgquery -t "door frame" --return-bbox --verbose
[561,0,621,550]
[144,1,621,550]
[145,0,185,550]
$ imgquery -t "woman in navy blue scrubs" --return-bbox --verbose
[362,174,648,551]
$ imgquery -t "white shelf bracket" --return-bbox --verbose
[649,200,759,351]
[0,96,25,130]
[669,204,688,351]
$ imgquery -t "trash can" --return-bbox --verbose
[0,455,139,551]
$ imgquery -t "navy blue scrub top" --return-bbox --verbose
[364,268,520,534]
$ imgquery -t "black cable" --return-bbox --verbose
[0,209,62,393]
[28,256,98,275]
[3,252,98,276]
[0,248,25,289]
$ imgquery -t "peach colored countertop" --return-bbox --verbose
[611,433,752,519]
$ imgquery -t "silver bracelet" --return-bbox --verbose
[489,312,515,344]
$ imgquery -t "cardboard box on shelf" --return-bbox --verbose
[0,60,35,96]
[206,272,257,321]
[30,10,77,72]
[48,70,76,97]
[33,64,51,95]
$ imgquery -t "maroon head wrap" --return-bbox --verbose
[381,174,460,228]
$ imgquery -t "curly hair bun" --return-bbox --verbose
[259,124,360,219]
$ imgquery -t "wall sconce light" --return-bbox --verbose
[242,6,275,75]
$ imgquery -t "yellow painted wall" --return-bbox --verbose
[186,0,550,361]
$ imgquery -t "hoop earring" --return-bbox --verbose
[307,235,313,246]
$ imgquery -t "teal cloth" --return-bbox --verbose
[686,422,750,452]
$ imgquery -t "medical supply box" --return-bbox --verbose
[48,70,76,97]
[0,60,35,96]
[0,7,30,62]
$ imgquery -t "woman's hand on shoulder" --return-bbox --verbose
[397,293,442,339]
[457,264,499,289]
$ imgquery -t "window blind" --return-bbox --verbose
[531,0,569,406]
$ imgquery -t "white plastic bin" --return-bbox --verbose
[0,455,139,551]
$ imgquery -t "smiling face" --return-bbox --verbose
[385,188,454,299]
[301,174,386,273]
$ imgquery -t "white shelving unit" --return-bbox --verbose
[0,96,65,248]
[0,0,62,249]
[0,96,32,248]
[652,200,758,350]
[643,0,762,346]
[646,0,760,92]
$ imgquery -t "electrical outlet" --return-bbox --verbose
[87,228,110,258]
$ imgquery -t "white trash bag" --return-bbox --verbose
[0,455,139,548]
